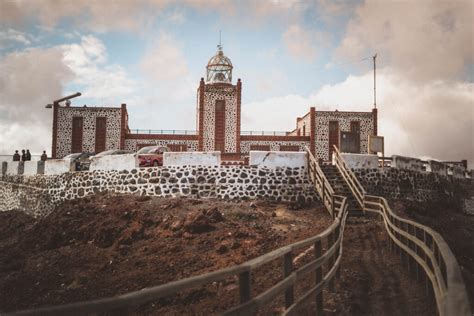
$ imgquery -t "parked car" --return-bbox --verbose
[137,146,169,167]
[63,152,95,171]
[94,149,134,157]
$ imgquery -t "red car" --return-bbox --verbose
[137,146,169,167]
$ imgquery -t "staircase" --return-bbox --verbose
[321,165,363,216]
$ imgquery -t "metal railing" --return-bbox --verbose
[241,131,289,136]
[12,198,349,316]
[332,145,366,208]
[129,129,197,135]
[332,145,471,316]
[305,146,336,218]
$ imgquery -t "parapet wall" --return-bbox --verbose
[0,165,316,217]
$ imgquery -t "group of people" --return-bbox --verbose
[12,150,48,162]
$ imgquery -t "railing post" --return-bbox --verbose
[331,195,335,219]
[284,252,294,308]
[322,180,326,210]
[314,240,323,316]
[239,270,251,304]
[328,232,335,291]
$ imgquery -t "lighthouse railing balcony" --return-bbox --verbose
[129,129,198,135]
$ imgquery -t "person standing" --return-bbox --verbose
[41,151,47,161]
[26,149,31,161]
[13,150,20,161]
[21,150,26,161]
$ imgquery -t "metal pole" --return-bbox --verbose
[373,53,377,109]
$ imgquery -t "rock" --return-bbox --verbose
[205,207,224,222]
[184,213,215,234]
[216,244,228,254]
[250,202,257,209]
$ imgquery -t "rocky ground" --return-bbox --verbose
[0,193,332,314]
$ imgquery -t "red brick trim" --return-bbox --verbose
[240,135,310,142]
[198,78,205,150]
[120,103,127,150]
[310,107,316,155]
[125,134,198,141]
[372,108,378,136]
[236,79,242,153]
[51,103,59,158]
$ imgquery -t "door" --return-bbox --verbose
[350,121,361,153]
[95,117,107,153]
[71,117,83,153]
[328,121,339,160]
[214,100,226,152]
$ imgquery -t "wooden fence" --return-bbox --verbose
[11,151,348,316]
[332,145,471,316]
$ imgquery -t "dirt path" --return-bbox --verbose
[325,218,436,316]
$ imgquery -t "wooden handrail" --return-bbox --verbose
[305,147,335,217]
[11,197,349,316]
[332,145,365,208]
[363,195,471,316]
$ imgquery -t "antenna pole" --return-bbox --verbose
[219,30,222,49]
[373,53,377,108]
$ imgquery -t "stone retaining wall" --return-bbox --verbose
[0,165,317,217]
[354,168,470,202]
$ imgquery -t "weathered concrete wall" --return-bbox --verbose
[0,165,317,217]
[249,151,307,169]
[339,153,379,169]
[391,155,423,172]
[89,154,136,171]
[452,165,465,179]
[45,159,73,175]
[23,161,40,176]
[6,161,19,175]
[163,152,220,166]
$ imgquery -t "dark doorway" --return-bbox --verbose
[71,117,83,153]
[214,100,226,152]
[95,117,107,153]
[329,121,339,160]
[350,121,361,153]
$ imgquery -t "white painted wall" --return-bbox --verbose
[89,154,137,171]
[45,159,73,175]
[6,162,19,175]
[163,152,221,166]
[339,153,379,169]
[249,151,307,169]
[23,161,38,175]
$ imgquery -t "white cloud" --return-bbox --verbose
[282,24,327,62]
[0,29,33,49]
[61,35,137,102]
[0,47,75,155]
[335,0,473,82]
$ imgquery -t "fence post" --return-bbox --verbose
[314,240,323,316]
[284,252,294,308]
[331,195,335,220]
[322,180,326,209]
[328,232,335,291]
[414,227,421,282]
[239,270,251,304]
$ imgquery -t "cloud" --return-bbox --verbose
[61,35,137,102]
[0,47,75,154]
[282,25,327,62]
[335,0,474,82]
[243,68,474,166]
[0,29,33,47]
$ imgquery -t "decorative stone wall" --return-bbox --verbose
[314,111,374,161]
[354,168,470,202]
[124,138,199,152]
[201,85,238,152]
[56,107,123,158]
[0,166,317,217]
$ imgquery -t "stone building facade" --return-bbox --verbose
[51,45,378,161]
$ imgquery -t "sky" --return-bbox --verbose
[0,0,473,166]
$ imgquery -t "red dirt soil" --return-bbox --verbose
[0,193,332,314]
